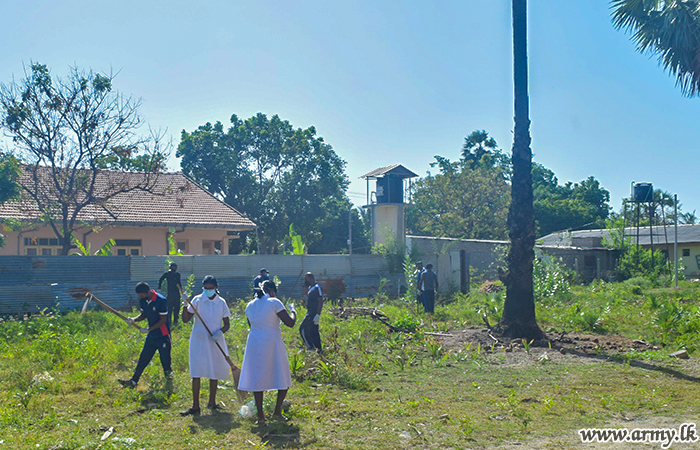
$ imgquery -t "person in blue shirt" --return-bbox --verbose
[415,261,425,311]
[252,268,269,295]
[299,272,324,353]
[419,264,439,314]
[118,282,172,387]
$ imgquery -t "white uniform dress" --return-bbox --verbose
[238,294,292,392]
[187,292,231,380]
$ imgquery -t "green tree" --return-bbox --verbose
[0,153,20,205]
[0,152,21,247]
[178,113,351,253]
[0,63,169,254]
[497,0,543,340]
[533,164,610,236]
[612,0,700,97]
[407,158,510,240]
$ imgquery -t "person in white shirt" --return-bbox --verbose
[180,275,231,416]
[238,280,297,424]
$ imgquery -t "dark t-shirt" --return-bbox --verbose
[159,271,181,300]
[306,283,323,317]
[253,274,269,289]
[139,291,170,337]
[420,270,438,291]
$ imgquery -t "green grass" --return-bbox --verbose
[2,282,700,448]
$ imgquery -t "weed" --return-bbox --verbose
[541,396,555,413]
[458,415,475,437]
[289,350,306,378]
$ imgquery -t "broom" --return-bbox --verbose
[82,292,142,331]
[182,295,246,402]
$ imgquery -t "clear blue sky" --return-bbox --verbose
[2,1,699,217]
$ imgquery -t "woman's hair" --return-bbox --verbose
[202,274,218,287]
[262,280,277,294]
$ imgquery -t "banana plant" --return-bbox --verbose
[71,236,116,255]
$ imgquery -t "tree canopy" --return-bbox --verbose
[533,164,610,236]
[407,130,611,240]
[0,152,21,248]
[177,113,360,253]
[0,63,169,254]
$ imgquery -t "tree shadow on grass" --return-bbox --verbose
[567,348,700,384]
[249,420,307,448]
[192,411,242,434]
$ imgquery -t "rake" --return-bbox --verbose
[183,295,246,402]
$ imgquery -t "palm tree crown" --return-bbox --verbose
[611,0,700,97]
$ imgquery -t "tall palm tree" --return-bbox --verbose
[611,0,700,97]
[496,0,543,340]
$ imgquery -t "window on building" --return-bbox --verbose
[114,239,142,256]
[177,241,187,254]
[24,237,62,255]
[683,248,690,257]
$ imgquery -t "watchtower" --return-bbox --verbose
[360,164,418,247]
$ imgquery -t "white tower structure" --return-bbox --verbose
[360,164,418,247]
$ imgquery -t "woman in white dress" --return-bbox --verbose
[180,275,231,416]
[238,280,297,424]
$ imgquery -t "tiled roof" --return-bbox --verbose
[360,164,419,179]
[0,167,256,230]
[540,224,700,247]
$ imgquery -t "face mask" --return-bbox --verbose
[203,289,217,298]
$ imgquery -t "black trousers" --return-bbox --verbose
[299,315,322,351]
[422,290,436,313]
[132,334,172,382]
[167,295,180,325]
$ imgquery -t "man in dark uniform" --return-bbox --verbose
[159,263,184,326]
[118,282,172,387]
[252,268,269,295]
[420,264,439,314]
[415,261,425,311]
[299,272,323,353]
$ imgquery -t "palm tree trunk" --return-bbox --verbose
[496,0,543,340]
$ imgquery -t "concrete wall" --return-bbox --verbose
[406,235,620,288]
[0,254,391,314]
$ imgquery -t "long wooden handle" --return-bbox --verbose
[86,293,142,330]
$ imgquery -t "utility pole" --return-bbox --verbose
[348,208,353,255]
[674,193,678,289]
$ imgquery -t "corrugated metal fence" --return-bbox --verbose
[0,254,391,314]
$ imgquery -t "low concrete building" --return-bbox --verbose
[0,170,256,256]
[540,224,699,278]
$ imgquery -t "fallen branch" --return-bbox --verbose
[331,306,407,332]
[424,332,454,337]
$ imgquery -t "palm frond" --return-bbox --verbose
[611,0,700,96]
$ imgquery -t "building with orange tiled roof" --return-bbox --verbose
[0,168,256,256]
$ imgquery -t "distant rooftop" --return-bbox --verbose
[0,168,256,230]
[360,164,419,180]
[540,224,700,247]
